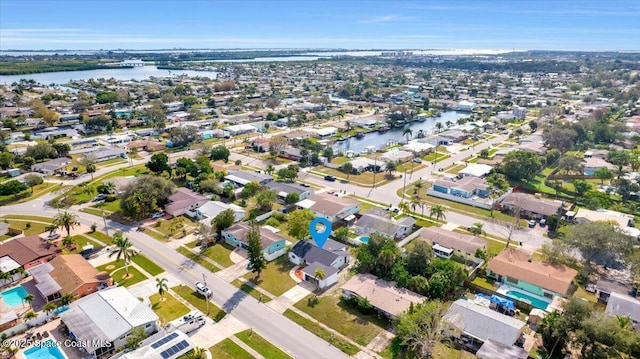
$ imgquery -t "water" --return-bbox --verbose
[0,65,218,86]
[1,285,29,308]
[333,111,469,154]
[505,290,550,310]
[197,56,327,63]
[23,339,67,359]
[359,236,370,244]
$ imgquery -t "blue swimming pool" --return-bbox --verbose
[359,236,370,244]
[506,290,550,310]
[23,339,67,359]
[53,305,69,315]
[1,286,29,308]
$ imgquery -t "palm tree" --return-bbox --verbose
[429,205,446,223]
[341,162,353,180]
[59,293,75,306]
[62,236,76,250]
[156,278,169,301]
[103,181,116,194]
[23,311,37,321]
[445,120,453,128]
[43,302,57,316]
[410,198,420,214]
[314,268,326,295]
[468,222,484,236]
[190,347,207,359]
[402,128,413,143]
[398,201,410,215]
[413,180,423,195]
[23,293,34,310]
[54,211,80,238]
[109,232,137,276]
[434,122,443,133]
[385,161,397,177]
[81,185,96,199]
[0,271,11,288]
[265,164,275,175]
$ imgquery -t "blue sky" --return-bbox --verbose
[1,0,639,51]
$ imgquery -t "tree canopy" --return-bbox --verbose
[500,150,542,180]
[120,175,175,219]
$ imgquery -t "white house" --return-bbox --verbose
[195,201,246,230]
[296,193,360,224]
[59,287,159,357]
[458,164,493,178]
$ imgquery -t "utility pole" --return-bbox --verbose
[101,209,109,237]
[402,168,407,200]
[372,156,377,189]
[203,273,210,316]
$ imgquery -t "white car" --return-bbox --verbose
[194,281,212,298]
[45,233,61,241]
[151,212,164,219]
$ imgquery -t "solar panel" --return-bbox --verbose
[151,332,179,349]
[160,340,190,359]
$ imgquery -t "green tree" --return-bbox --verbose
[156,278,168,301]
[501,150,542,181]
[109,232,137,276]
[125,327,146,351]
[0,152,13,169]
[256,189,277,212]
[405,240,432,276]
[314,268,326,294]
[402,128,413,142]
[558,156,585,174]
[246,221,266,279]
[284,192,300,205]
[429,205,446,223]
[22,156,35,170]
[212,209,235,239]
[572,179,591,199]
[528,120,538,132]
[395,301,450,358]
[59,292,76,305]
[607,150,631,178]
[341,162,353,179]
[85,162,97,180]
[143,101,167,129]
[22,311,37,321]
[43,302,57,316]
[593,167,613,185]
[120,176,175,219]
[268,136,287,158]
[210,145,231,163]
[146,153,171,175]
[62,236,76,250]
[287,209,315,239]
[23,174,43,193]
[468,222,484,236]
[385,160,397,176]
[563,221,631,276]
[23,293,34,310]
[54,211,79,238]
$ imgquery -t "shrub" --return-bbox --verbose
[264,217,280,227]
[105,194,118,202]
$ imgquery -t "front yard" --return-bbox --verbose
[171,285,226,322]
[209,338,254,359]
[131,254,165,276]
[96,260,149,287]
[293,293,386,347]
[235,329,291,359]
[150,292,190,323]
[243,256,296,296]
[201,242,235,267]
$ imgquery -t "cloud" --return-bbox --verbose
[358,15,417,24]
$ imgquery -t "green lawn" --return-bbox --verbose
[152,216,195,239]
[243,257,296,296]
[294,294,385,346]
[209,338,254,359]
[1,214,54,222]
[86,231,111,244]
[231,279,272,303]
[235,329,292,359]
[96,260,148,287]
[150,292,190,323]
[131,255,165,276]
[185,240,199,248]
[171,285,226,322]
[422,152,450,163]
[80,207,105,217]
[471,276,498,291]
[145,228,170,242]
[1,219,49,236]
[201,243,235,267]
[283,309,359,355]
[312,167,390,187]
[176,247,220,273]
[61,235,100,254]
[92,199,121,213]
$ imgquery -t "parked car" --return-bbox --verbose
[299,183,310,187]
[92,194,108,202]
[413,158,423,163]
[45,233,61,241]
[151,212,164,219]
[528,220,536,228]
[539,219,547,227]
[324,175,336,182]
[194,281,212,298]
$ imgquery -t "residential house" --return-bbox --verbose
[402,140,436,154]
[348,157,383,173]
[312,127,337,138]
[432,176,490,198]
[223,124,256,135]
[103,176,135,194]
[515,142,546,155]
[574,208,633,228]
[225,170,274,187]
[457,100,477,111]
[165,102,184,112]
[419,227,486,259]
[289,238,350,289]
[59,286,159,356]
[124,140,165,153]
[0,236,59,271]
[32,157,72,175]
[380,150,413,163]
[350,116,379,129]
[439,129,469,143]
[222,222,287,261]
[595,274,636,303]
[342,273,426,319]
[279,147,303,161]
[31,254,112,302]
[605,292,640,331]
[443,299,526,348]
[165,188,210,217]
[583,156,616,175]
[265,181,314,202]
[84,146,127,163]
[195,201,245,231]
[486,249,578,298]
[283,130,314,141]
[353,209,415,239]
[296,193,360,224]
[120,330,195,359]
[476,340,529,359]
[499,192,564,219]
[250,138,270,152]
[458,164,493,178]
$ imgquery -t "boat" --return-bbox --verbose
[415,114,427,122]
[378,125,390,133]
[355,131,365,139]
[336,137,348,142]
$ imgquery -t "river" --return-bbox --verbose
[332,111,469,154]
[0,66,218,86]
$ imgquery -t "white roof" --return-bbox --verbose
[402,140,435,152]
[433,244,454,254]
[0,256,20,272]
[197,201,245,219]
[444,299,525,347]
[459,164,493,177]
[122,330,194,359]
[296,198,316,209]
[313,127,337,136]
[575,208,633,228]
[60,287,158,352]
